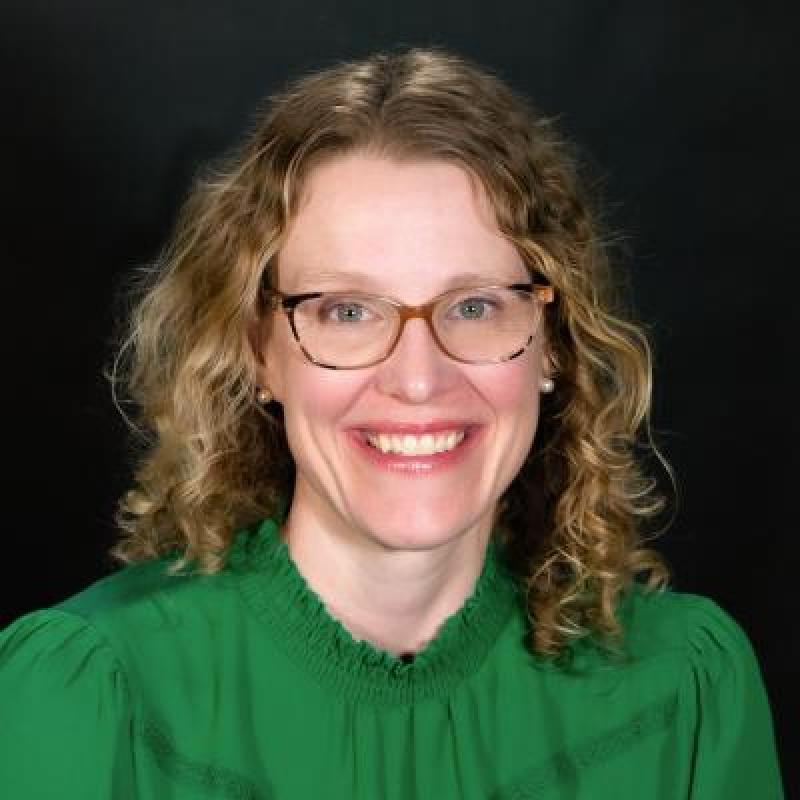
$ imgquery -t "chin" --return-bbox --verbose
[347,501,488,553]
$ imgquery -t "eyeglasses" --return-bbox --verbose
[262,282,555,369]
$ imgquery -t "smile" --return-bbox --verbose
[364,430,466,456]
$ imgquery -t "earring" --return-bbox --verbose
[539,377,555,394]
[256,386,273,404]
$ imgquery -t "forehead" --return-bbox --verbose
[275,153,527,294]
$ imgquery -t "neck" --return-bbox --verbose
[279,494,493,658]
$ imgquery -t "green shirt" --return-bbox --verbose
[0,517,784,798]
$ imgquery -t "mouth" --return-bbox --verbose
[348,424,482,473]
[362,429,467,456]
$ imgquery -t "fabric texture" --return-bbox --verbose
[0,517,785,799]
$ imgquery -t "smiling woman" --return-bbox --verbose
[0,48,784,798]
[254,156,553,594]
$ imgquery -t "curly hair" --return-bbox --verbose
[109,46,674,659]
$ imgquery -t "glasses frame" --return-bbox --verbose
[262,282,555,370]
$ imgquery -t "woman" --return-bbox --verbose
[0,48,784,798]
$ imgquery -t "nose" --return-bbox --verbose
[373,317,462,403]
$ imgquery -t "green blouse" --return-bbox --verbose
[0,517,784,799]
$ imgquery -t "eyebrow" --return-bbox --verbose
[289,268,532,291]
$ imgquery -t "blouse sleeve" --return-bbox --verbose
[0,609,134,799]
[681,594,785,799]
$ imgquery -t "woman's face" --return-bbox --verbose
[257,152,549,552]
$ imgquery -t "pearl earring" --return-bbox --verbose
[539,377,555,394]
[256,386,273,404]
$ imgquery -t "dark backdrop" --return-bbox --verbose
[1,0,796,791]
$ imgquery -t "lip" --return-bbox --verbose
[346,423,484,474]
[350,420,480,435]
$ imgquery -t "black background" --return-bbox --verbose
[1,0,797,791]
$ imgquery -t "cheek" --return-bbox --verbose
[474,358,539,419]
[281,365,365,446]
[476,360,542,486]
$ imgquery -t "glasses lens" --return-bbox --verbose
[292,293,397,367]
[291,287,542,368]
[434,287,540,363]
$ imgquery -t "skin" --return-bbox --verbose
[253,152,551,656]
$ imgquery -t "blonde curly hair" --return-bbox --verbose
[109,46,674,659]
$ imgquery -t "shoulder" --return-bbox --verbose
[0,547,254,792]
[0,551,221,793]
[0,557,176,678]
[554,582,762,683]
[617,587,784,795]
[0,604,125,687]
[0,557,180,686]
[56,554,204,620]
[1,551,239,691]
[619,583,760,648]
[0,606,135,791]
[613,582,769,695]
[52,551,239,647]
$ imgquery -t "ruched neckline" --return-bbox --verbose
[227,517,520,706]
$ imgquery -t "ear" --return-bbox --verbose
[541,330,561,374]
[247,314,276,397]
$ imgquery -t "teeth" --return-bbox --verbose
[365,430,466,455]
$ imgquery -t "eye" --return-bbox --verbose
[449,295,500,321]
[316,296,382,324]
[330,302,367,322]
